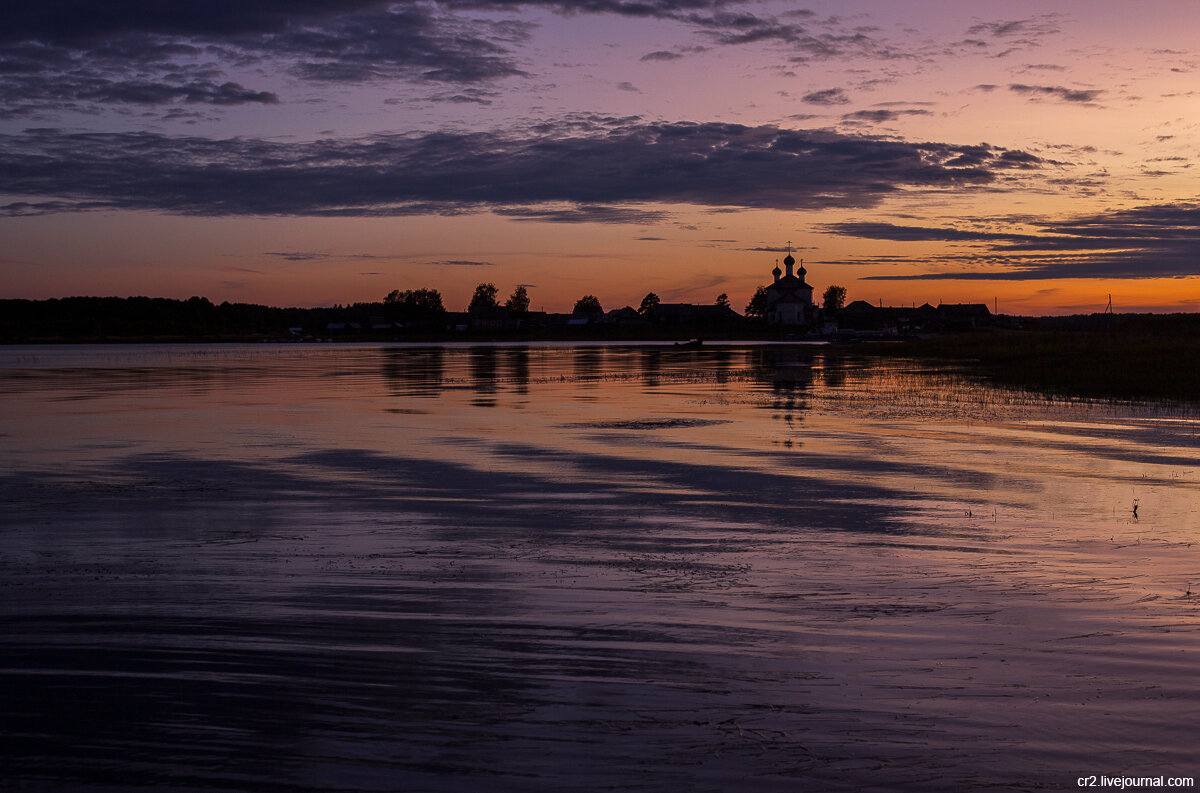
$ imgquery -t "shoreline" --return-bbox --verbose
[6,325,1200,404]
[861,328,1200,403]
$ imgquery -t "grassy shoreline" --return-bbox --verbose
[861,329,1200,403]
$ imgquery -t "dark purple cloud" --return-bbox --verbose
[0,74,277,117]
[821,222,1039,244]
[1008,84,1102,103]
[0,0,762,114]
[842,109,932,123]
[0,120,1038,219]
[825,203,1200,280]
[640,50,684,61]
[672,11,904,62]
[0,0,944,118]
[803,88,850,105]
[263,251,337,261]
[497,206,669,223]
[0,8,528,115]
[0,2,381,44]
[964,17,1061,39]
[0,1,736,44]
[264,250,390,261]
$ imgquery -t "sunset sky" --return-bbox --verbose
[2,0,1199,314]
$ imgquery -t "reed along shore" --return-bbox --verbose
[864,326,1200,403]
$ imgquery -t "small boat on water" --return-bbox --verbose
[674,338,703,349]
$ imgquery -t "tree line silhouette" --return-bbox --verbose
[0,281,850,341]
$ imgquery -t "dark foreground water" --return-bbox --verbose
[2,343,1199,792]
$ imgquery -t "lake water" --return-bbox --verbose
[2,342,1199,792]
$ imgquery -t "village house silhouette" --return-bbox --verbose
[0,245,995,342]
[337,245,995,338]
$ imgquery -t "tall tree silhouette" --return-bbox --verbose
[573,295,603,315]
[822,285,847,313]
[468,283,499,312]
[744,286,768,319]
[505,285,530,314]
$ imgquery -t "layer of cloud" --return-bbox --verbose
[640,50,684,61]
[0,3,1086,123]
[0,12,529,116]
[1008,83,1102,104]
[496,205,670,223]
[263,250,388,261]
[822,221,1037,244]
[1,1,735,45]
[974,83,1102,104]
[0,71,278,118]
[3,0,935,115]
[0,1,750,101]
[0,120,1042,220]
[841,109,932,123]
[964,16,1062,41]
[677,10,908,63]
[824,203,1200,280]
[9,0,724,115]
[263,251,335,261]
[802,88,850,105]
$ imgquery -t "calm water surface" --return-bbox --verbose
[2,343,1199,792]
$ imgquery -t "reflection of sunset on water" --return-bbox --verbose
[2,342,1198,789]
